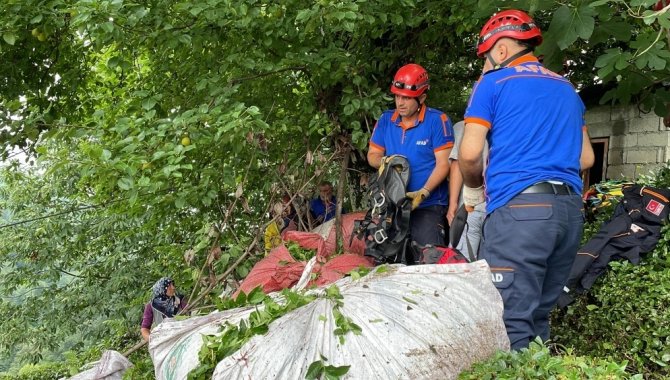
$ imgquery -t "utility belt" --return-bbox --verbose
[521,182,574,196]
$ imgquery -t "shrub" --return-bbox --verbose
[0,362,68,380]
[551,246,670,378]
[121,350,154,380]
[459,339,641,379]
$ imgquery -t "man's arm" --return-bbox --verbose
[367,145,385,169]
[423,148,451,192]
[447,159,462,225]
[580,128,595,170]
[459,123,488,188]
[309,199,323,223]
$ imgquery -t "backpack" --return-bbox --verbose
[353,155,413,265]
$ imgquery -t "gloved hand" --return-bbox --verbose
[406,187,430,210]
[462,185,485,212]
[378,155,394,175]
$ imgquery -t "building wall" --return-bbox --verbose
[585,105,669,180]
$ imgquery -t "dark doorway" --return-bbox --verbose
[582,138,609,190]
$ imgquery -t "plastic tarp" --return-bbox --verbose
[67,350,132,380]
[284,211,367,258]
[237,249,374,297]
[236,245,306,295]
[237,212,374,296]
[212,261,509,379]
[149,307,256,380]
[151,260,509,379]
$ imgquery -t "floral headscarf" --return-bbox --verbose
[151,277,180,318]
[152,277,174,299]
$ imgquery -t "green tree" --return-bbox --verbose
[1,0,670,372]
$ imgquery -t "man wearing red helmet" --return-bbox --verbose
[459,10,595,350]
[367,64,454,252]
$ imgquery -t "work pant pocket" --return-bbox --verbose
[508,203,553,221]
[490,267,514,289]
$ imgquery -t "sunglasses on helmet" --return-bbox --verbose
[392,80,420,91]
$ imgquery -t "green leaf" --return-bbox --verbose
[402,296,418,305]
[3,33,16,45]
[549,5,596,50]
[30,14,43,24]
[615,53,632,70]
[598,20,633,42]
[142,98,157,110]
[101,22,114,33]
[178,34,192,45]
[575,5,596,40]
[117,177,133,190]
[107,57,121,69]
[247,287,266,305]
[324,364,351,377]
[305,360,324,380]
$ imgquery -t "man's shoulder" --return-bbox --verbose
[423,107,450,121]
[378,109,397,122]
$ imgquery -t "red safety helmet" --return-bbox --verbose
[390,64,430,97]
[477,9,542,57]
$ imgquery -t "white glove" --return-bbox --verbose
[462,185,485,211]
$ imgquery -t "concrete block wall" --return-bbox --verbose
[585,105,669,180]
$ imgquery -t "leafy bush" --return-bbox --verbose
[122,351,154,380]
[551,244,670,378]
[0,362,68,380]
[459,339,641,379]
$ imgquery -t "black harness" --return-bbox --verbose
[352,156,413,265]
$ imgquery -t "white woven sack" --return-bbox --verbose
[67,350,132,380]
[212,261,509,380]
[149,307,255,380]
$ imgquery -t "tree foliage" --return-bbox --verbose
[1,0,670,372]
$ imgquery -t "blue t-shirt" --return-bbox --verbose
[464,55,586,214]
[370,105,454,207]
[310,196,338,222]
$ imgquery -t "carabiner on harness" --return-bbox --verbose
[373,229,388,244]
[371,192,386,218]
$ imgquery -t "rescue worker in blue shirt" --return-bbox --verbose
[459,10,595,350]
[367,63,454,253]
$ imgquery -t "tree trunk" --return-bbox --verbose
[335,140,351,253]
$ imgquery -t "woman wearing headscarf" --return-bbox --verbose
[264,194,298,254]
[140,277,186,342]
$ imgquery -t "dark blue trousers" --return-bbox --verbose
[411,205,447,248]
[480,193,583,350]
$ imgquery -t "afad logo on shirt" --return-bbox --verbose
[416,139,429,146]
